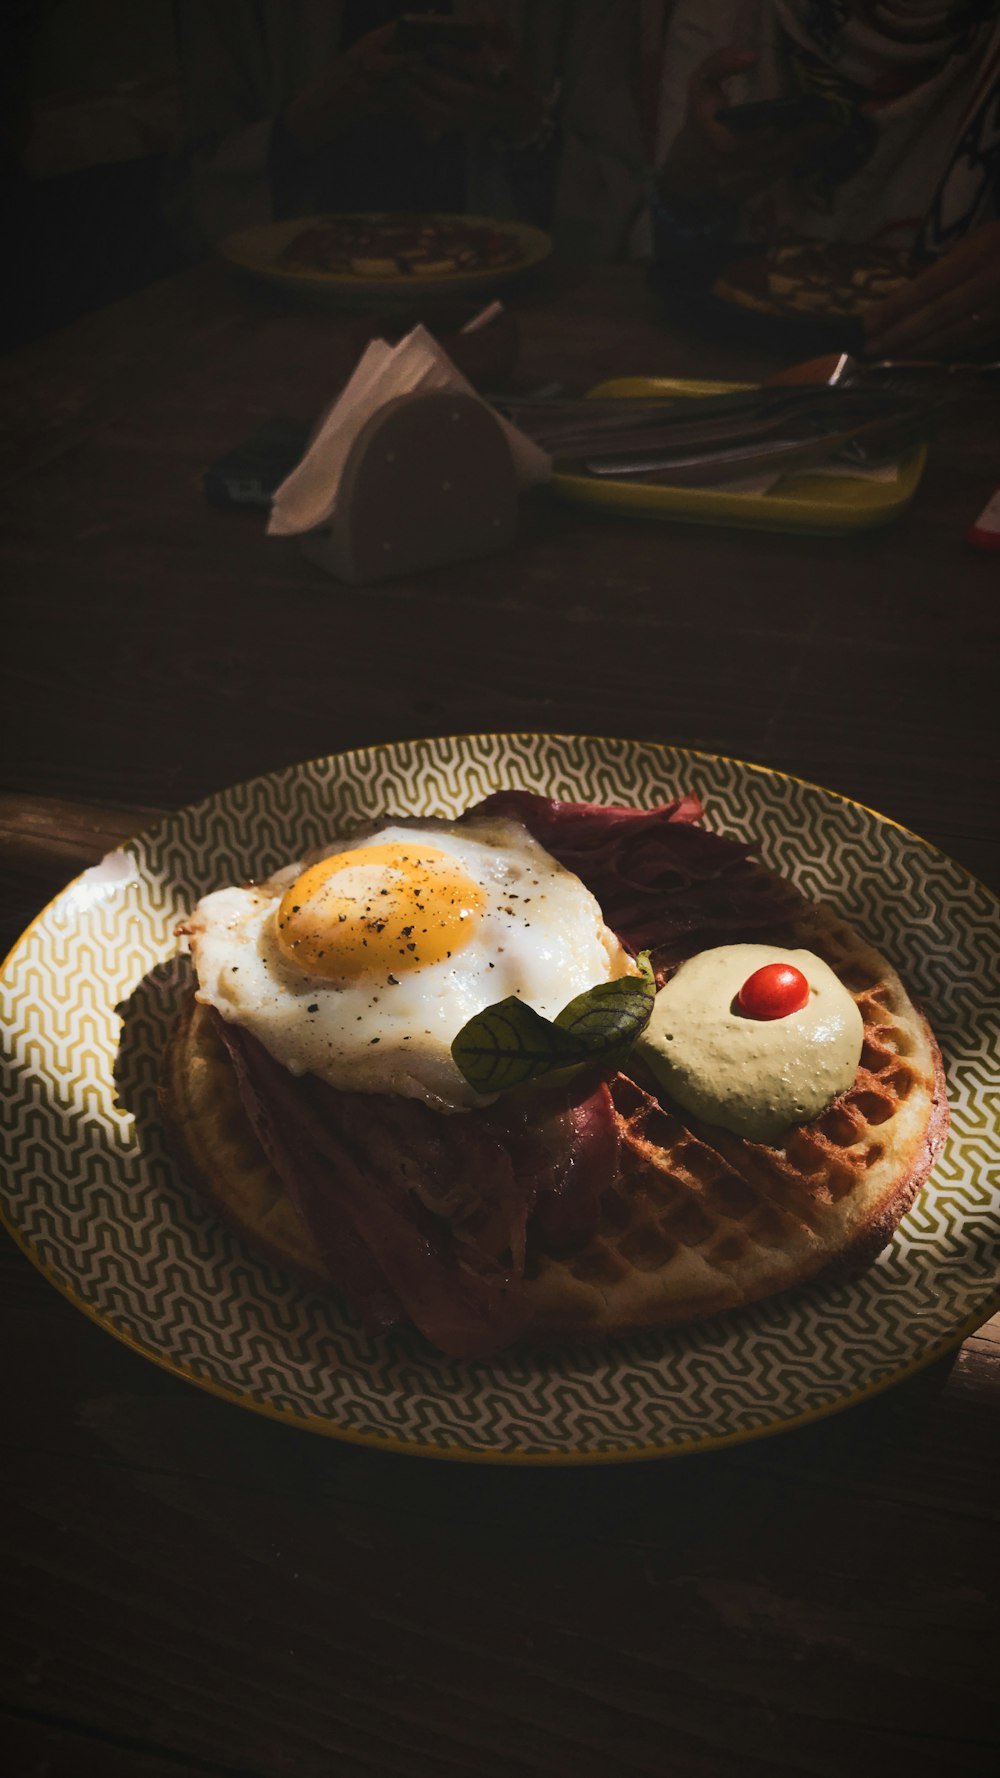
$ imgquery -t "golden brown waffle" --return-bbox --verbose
[524,902,948,1337]
[159,898,947,1343]
[162,995,335,1289]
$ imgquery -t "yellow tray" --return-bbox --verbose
[551,376,927,535]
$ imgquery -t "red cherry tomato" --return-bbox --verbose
[737,962,809,1021]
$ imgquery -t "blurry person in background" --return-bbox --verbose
[6,0,185,347]
[169,2,669,260]
[651,0,1000,356]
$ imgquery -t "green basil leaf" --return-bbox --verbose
[554,951,656,1052]
[451,953,655,1095]
[450,997,583,1095]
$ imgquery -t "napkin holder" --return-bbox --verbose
[300,390,519,585]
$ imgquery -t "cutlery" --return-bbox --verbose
[769,351,1000,387]
[536,393,930,467]
[581,406,937,486]
[498,385,930,456]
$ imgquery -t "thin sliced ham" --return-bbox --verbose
[212,1014,618,1358]
[465,790,794,952]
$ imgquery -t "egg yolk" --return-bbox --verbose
[275,843,487,980]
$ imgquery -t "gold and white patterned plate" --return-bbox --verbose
[2,736,998,1464]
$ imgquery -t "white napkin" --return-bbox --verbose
[267,324,551,536]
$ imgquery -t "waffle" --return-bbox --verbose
[159,891,947,1346]
[162,995,336,1289]
[524,900,947,1337]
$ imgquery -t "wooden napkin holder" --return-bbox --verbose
[300,390,519,585]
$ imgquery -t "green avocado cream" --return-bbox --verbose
[636,944,864,1146]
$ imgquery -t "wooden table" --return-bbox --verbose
[2,259,998,1777]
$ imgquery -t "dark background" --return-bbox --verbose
[5,1,186,349]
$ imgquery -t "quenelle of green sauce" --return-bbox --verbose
[637,944,864,1145]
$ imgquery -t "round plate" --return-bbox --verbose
[2,736,997,1464]
[648,253,876,356]
[651,240,913,354]
[219,213,552,304]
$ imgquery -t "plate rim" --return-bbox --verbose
[3,732,998,1466]
[1,1205,995,1467]
[219,211,553,297]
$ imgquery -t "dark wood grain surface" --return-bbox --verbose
[2,257,998,1778]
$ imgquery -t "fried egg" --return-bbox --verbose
[185,816,636,1111]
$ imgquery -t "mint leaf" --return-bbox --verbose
[451,954,655,1095]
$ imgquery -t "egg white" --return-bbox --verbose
[185,816,635,1111]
